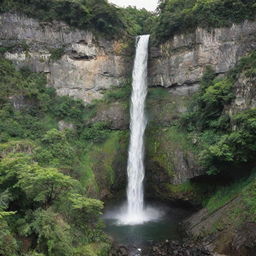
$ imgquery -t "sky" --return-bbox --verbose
[108,0,159,11]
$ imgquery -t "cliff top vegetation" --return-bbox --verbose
[153,0,256,43]
[1,0,256,43]
[0,0,153,37]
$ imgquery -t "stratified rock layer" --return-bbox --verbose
[149,21,256,88]
[0,13,132,104]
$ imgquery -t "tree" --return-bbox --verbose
[16,165,76,207]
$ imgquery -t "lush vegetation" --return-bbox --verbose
[1,0,256,42]
[145,50,256,216]
[1,0,256,250]
[119,6,157,35]
[0,57,131,255]
[178,51,256,176]
[153,0,256,43]
[0,0,154,38]
[0,0,125,37]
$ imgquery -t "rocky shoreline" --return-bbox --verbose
[109,239,213,256]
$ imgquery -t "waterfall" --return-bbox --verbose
[126,35,150,223]
[115,35,162,225]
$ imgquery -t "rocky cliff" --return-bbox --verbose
[0,13,132,104]
[149,20,256,89]
[2,13,256,105]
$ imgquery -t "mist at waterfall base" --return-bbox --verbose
[103,35,190,245]
[103,201,191,246]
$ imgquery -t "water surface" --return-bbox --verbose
[103,201,191,247]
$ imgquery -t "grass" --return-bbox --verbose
[147,87,170,100]
[146,126,196,178]
[103,83,131,103]
[76,131,128,197]
[49,48,65,61]
[204,174,256,214]
[75,242,111,256]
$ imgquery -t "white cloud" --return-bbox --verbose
[108,0,158,11]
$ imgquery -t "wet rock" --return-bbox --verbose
[109,244,130,256]
[143,240,212,256]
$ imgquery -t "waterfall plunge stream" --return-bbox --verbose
[117,35,162,225]
[125,35,149,224]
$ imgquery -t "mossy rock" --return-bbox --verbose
[145,126,202,200]
[146,87,190,126]
[79,131,129,199]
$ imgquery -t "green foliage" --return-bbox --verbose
[243,178,256,220]
[0,219,18,256]
[80,122,110,143]
[17,165,76,206]
[0,154,74,206]
[103,83,131,103]
[67,194,105,242]
[79,131,128,196]
[179,51,256,175]
[69,193,103,222]
[0,58,114,254]
[146,126,195,178]
[52,96,85,122]
[119,6,155,35]
[153,0,256,43]
[74,243,111,256]
[230,50,256,79]
[0,0,155,38]
[49,48,65,61]
[0,0,125,37]
[204,177,252,213]
[30,209,73,256]
[0,190,18,256]
[0,152,105,255]
[201,109,256,174]
[0,46,10,54]
[0,57,89,142]
[147,87,170,100]
[36,129,78,167]
[180,66,234,131]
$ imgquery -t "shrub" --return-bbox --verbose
[179,51,256,175]
[49,48,65,61]
[153,0,256,43]
[0,0,126,37]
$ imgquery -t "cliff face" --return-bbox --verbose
[226,73,256,115]
[0,13,132,104]
[2,13,256,108]
[149,21,256,89]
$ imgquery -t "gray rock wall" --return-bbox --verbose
[226,74,256,115]
[0,13,132,104]
[149,21,256,88]
[2,13,256,106]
